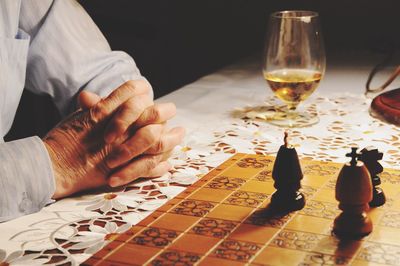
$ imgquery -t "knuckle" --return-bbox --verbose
[113,118,130,133]
[88,109,98,124]
[122,98,146,120]
[125,79,151,96]
[148,106,162,122]
[140,80,151,91]
[139,126,160,146]
[91,101,108,122]
[154,139,165,153]
[128,97,145,112]
[125,80,136,88]
[144,156,159,171]
[123,81,138,94]
[118,145,133,159]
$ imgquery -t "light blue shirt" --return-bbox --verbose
[0,0,146,222]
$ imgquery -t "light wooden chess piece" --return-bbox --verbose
[333,147,373,239]
[270,132,305,213]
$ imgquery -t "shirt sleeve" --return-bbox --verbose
[0,137,55,222]
[19,0,152,117]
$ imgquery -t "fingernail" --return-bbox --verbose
[109,177,120,187]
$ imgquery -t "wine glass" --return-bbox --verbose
[263,10,325,127]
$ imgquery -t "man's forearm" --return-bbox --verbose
[0,137,55,222]
[20,0,150,117]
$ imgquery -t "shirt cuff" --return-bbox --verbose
[0,136,55,222]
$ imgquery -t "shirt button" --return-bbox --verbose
[19,192,32,213]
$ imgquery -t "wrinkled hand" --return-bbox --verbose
[44,80,185,199]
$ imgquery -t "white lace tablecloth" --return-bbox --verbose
[1,56,400,265]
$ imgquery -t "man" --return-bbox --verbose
[0,0,185,222]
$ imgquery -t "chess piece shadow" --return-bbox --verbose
[333,148,373,239]
[248,207,291,227]
[269,132,305,214]
[333,238,362,264]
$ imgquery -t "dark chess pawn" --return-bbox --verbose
[333,147,373,239]
[360,147,386,207]
[270,132,305,213]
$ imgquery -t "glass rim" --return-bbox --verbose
[271,10,319,19]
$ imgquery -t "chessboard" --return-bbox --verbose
[83,153,400,266]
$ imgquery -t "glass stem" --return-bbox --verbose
[287,104,298,117]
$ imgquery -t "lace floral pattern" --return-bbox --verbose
[1,93,399,265]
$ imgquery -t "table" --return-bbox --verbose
[1,53,400,265]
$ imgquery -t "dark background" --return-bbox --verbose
[81,0,400,98]
[6,0,400,140]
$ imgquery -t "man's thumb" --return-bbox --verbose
[78,91,102,110]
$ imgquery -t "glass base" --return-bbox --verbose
[267,110,319,128]
[234,104,319,128]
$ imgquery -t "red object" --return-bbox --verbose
[371,88,400,125]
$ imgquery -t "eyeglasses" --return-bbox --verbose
[365,51,400,97]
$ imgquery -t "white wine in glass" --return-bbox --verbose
[263,11,325,127]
